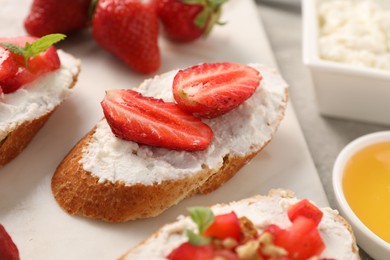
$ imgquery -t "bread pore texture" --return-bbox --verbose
[51,64,288,222]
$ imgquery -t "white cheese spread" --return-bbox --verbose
[80,64,288,186]
[319,0,390,70]
[127,191,358,259]
[0,50,80,141]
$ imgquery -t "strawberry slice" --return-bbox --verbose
[172,62,262,118]
[101,89,213,151]
[0,224,20,260]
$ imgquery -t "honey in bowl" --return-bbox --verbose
[343,141,390,243]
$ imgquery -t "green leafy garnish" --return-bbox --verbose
[182,0,228,35]
[186,230,210,246]
[0,33,66,67]
[186,207,215,245]
[189,207,215,234]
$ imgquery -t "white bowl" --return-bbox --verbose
[333,131,390,260]
[302,0,390,125]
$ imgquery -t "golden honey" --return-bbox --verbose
[343,142,390,243]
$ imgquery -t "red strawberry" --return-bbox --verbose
[0,35,65,94]
[157,0,228,42]
[92,0,160,74]
[101,89,213,151]
[0,47,17,82]
[24,0,91,37]
[0,224,20,260]
[172,62,262,118]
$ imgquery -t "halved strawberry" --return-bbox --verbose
[101,89,213,151]
[172,62,262,118]
[0,35,64,94]
[0,224,19,260]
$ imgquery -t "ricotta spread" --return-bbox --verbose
[319,0,390,70]
[0,50,80,141]
[80,64,287,186]
[127,191,358,259]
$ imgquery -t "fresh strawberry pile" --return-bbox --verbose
[0,224,20,260]
[24,0,229,74]
[167,200,327,260]
[101,62,262,151]
[0,34,65,94]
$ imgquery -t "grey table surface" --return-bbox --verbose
[256,0,388,259]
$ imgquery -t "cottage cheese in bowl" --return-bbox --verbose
[318,0,390,71]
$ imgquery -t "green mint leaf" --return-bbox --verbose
[0,42,24,56]
[186,230,211,246]
[188,207,214,234]
[27,33,66,58]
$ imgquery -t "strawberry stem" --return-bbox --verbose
[182,0,229,36]
[89,0,100,21]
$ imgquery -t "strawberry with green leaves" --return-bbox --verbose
[24,0,91,37]
[101,89,213,151]
[157,0,228,42]
[0,34,66,94]
[91,0,160,74]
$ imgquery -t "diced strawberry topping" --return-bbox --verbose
[0,224,20,260]
[203,212,241,241]
[167,242,214,260]
[101,89,213,151]
[287,199,324,226]
[274,217,325,260]
[0,47,17,82]
[0,36,61,94]
[172,62,262,118]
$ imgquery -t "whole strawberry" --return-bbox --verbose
[24,0,91,37]
[0,224,19,260]
[92,0,160,74]
[157,0,228,42]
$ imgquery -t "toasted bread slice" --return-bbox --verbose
[51,64,288,222]
[0,50,80,166]
[122,189,360,259]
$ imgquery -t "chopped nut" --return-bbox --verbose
[258,232,272,245]
[236,240,260,260]
[222,237,238,249]
[262,244,287,257]
[258,232,287,258]
[211,238,224,250]
[239,216,258,243]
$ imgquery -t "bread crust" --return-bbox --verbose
[51,72,288,222]
[0,63,80,167]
